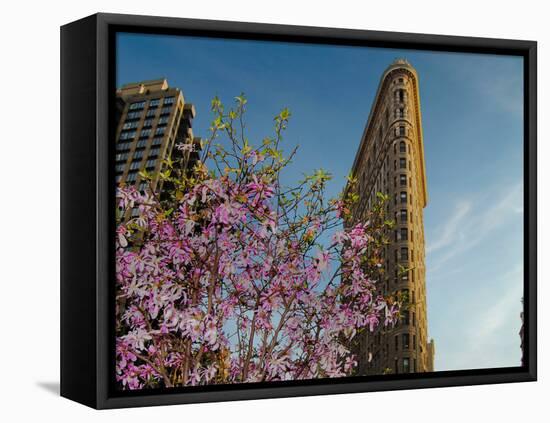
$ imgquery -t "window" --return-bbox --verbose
[395,359,399,374]
[400,174,407,186]
[122,121,139,130]
[148,147,160,157]
[400,228,408,241]
[115,174,122,183]
[400,141,406,153]
[400,191,407,204]
[138,182,148,192]
[158,116,169,125]
[116,142,131,152]
[115,152,129,162]
[146,109,157,117]
[129,101,145,110]
[140,128,152,138]
[129,161,141,171]
[160,107,172,115]
[400,158,406,169]
[155,127,166,136]
[398,126,406,136]
[413,359,417,373]
[133,149,144,160]
[152,137,163,146]
[403,357,410,373]
[400,247,408,261]
[412,312,416,326]
[146,159,156,169]
[404,311,410,325]
[126,171,138,182]
[136,139,147,149]
[115,163,125,173]
[119,131,136,141]
[413,335,417,350]
[398,89,405,102]
[410,211,413,223]
[149,98,161,108]
[142,119,153,128]
[410,193,413,205]
[395,335,399,351]
[126,111,142,120]
[400,209,407,223]
[402,334,410,349]
[163,96,175,105]
[398,108,405,118]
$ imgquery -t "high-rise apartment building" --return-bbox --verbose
[347,59,434,375]
[115,78,200,202]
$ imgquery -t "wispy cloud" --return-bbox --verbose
[426,184,524,371]
[427,183,523,273]
[426,201,471,254]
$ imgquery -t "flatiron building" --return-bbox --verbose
[348,59,435,375]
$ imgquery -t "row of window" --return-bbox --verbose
[397,209,413,223]
[116,158,159,177]
[394,157,411,171]
[393,191,411,205]
[395,125,407,137]
[395,227,413,242]
[126,111,142,120]
[395,88,407,103]
[146,106,171,118]
[124,113,170,129]
[395,333,417,351]
[119,126,166,142]
[116,141,163,160]
[128,96,175,111]
[396,357,416,374]
[115,146,161,169]
[395,247,412,262]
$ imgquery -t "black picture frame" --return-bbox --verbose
[60,12,537,409]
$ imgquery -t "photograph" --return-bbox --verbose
[113,32,525,391]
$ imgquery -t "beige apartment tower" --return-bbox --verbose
[348,59,434,375]
[115,78,200,205]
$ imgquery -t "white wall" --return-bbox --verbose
[0,0,546,420]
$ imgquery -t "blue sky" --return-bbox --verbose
[117,33,524,371]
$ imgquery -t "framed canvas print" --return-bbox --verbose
[60,13,537,409]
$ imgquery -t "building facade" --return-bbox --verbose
[115,78,200,202]
[348,59,434,375]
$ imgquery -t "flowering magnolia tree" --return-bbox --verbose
[115,95,400,389]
